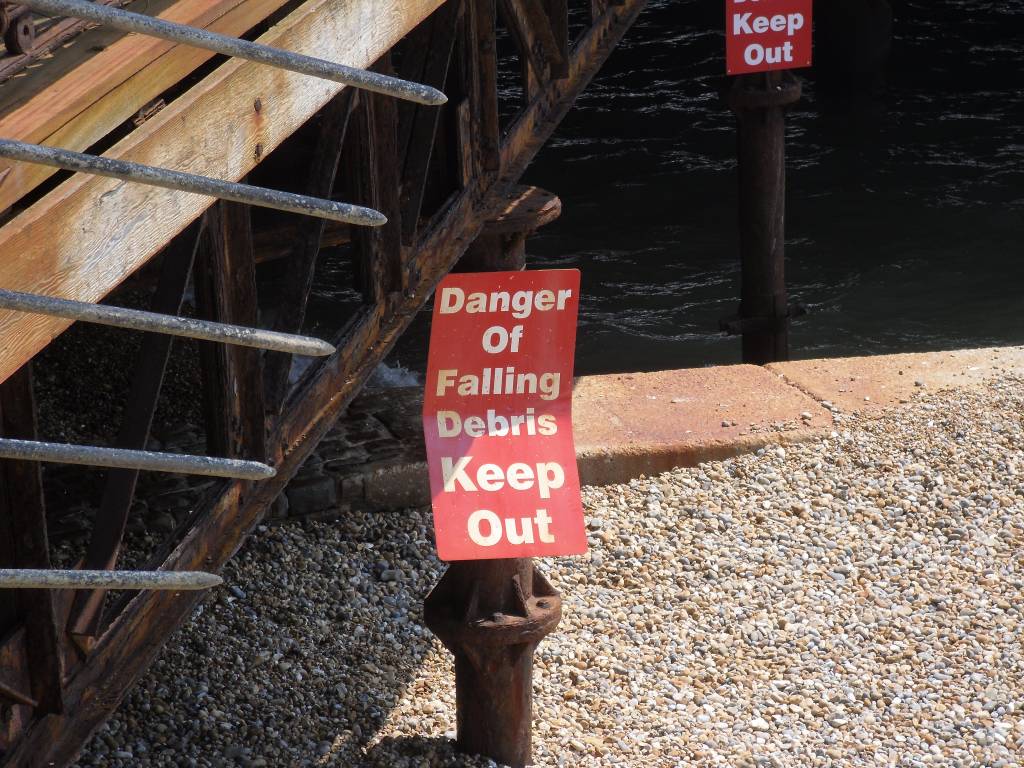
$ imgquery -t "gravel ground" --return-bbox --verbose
[74,378,1023,767]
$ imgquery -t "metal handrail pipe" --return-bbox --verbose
[0,438,275,480]
[0,288,335,356]
[0,569,223,590]
[20,0,447,106]
[0,139,386,226]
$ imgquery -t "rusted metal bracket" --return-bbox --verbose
[719,303,807,335]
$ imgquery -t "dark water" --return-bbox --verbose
[314,0,1024,378]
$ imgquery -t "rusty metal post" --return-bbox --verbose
[424,560,561,767]
[726,71,801,364]
[425,184,563,767]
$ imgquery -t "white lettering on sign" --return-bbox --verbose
[744,40,795,66]
[439,286,574,319]
[424,269,587,560]
[732,12,804,37]
[437,408,558,438]
[467,508,557,547]
[725,0,813,76]
[435,367,561,400]
[481,325,524,354]
[441,456,566,499]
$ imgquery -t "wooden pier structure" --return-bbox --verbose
[0,0,646,764]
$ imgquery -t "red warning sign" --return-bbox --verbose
[423,269,587,562]
[726,0,813,75]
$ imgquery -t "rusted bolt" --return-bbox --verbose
[254,98,262,113]
[254,143,264,160]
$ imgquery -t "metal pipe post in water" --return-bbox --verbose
[20,0,447,105]
[424,188,565,767]
[728,71,801,364]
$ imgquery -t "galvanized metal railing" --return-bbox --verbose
[0,569,222,590]
[0,437,274,479]
[0,139,387,225]
[20,0,447,106]
[0,288,335,356]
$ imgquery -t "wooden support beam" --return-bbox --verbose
[397,1,461,245]
[262,92,357,413]
[0,0,294,214]
[0,364,64,715]
[0,1,648,761]
[67,222,203,642]
[195,202,266,463]
[0,0,447,387]
[544,0,569,74]
[497,0,567,83]
[468,0,501,173]
[342,59,405,306]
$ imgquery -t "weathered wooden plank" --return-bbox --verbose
[544,0,569,76]
[0,0,447,386]
[0,0,293,214]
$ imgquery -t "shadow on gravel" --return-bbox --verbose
[361,735,476,767]
[72,508,462,767]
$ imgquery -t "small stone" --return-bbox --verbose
[750,717,771,731]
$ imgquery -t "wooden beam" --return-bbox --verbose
[66,223,203,641]
[0,364,64,715]
[397,1,461,245]
[342,59,405,306]
[0,0,294,214]
[0,0,447,386]
[544,0,569,74]
[497,0,567,82]
[263,91,356,412]
[468,0,501,173]
[195,202,266,463]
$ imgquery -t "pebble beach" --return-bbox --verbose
[73,377,1024,767]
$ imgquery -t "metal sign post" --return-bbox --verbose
[721,0,811,364]
[422,198,585,766]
